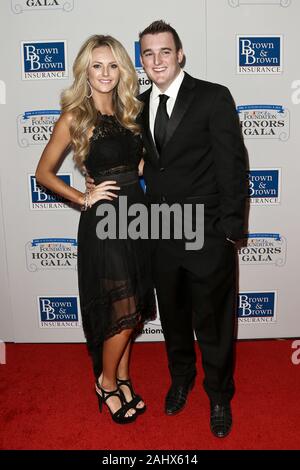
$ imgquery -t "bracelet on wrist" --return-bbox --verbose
[81,190,91,211]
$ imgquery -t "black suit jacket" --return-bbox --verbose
[139,73,247,242]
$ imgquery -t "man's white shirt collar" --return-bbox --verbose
[151,69,185,102]
[149,70,185,137]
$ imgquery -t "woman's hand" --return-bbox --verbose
[88,180,120,206]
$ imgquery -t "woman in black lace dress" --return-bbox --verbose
[35,35,156,424]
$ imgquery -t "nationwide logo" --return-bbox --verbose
[26,238,77,271]
[139,177,146,192]
[138,301,164,342]
[229,0,290,7]
[11,0,74,13]
[248,169,281,205]
[237,35,283,74]
[29,174,72,210]
[38,296,80,328]
[238,233,287,266]
[238,291,277,323]
[134,41,151,93]
[21,40,68,80]
[238,105,289,140]
[17,110,60,147]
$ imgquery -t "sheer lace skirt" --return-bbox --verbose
[77,179,156,349]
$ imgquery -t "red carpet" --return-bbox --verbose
[0,340,299,450]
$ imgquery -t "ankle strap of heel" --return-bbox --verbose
[96,382,122,403]
[117,378,135,395]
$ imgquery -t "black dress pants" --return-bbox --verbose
[153,237,236,404]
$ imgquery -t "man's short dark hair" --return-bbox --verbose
[139,20,183,52]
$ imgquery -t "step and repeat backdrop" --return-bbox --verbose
[0,0,299,343]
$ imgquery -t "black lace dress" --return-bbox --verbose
[77,114,156,360]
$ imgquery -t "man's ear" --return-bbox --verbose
[177,48,184,66]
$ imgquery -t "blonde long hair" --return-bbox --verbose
[61,35,142,169]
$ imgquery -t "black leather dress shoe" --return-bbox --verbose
[210,402,232,438]
[165,377,195,415]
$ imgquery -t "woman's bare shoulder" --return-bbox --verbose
[59,110,75,127]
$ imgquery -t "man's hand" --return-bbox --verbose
[138,158,144,176]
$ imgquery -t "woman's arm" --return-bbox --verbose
[35,112,85,206]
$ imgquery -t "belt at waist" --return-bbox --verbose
[92,167,139,186]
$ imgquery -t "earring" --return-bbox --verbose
[86,80,93,99]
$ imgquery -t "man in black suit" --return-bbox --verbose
[138,20,247,438]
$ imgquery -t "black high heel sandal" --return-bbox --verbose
[117,377,146,415]
[95,381,137,424]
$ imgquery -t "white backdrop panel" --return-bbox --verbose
[0,0,299,343]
